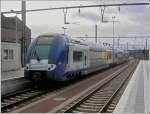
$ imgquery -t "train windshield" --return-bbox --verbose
[32,36,55,60]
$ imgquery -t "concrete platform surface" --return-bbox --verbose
[114,60,150,113]
[1,77,32,97]
[1,68,24,80]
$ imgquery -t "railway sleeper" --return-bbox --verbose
[3,100,16,103]
[96,92,113,96]
[91,96,110,99]
[2,101,12,104]
[88,97,109,101]
[83,102,104,106]
[20,93,38,97]
[20,93,34,96]
[9,97,23,101]
[114,96,120,100]
[111,100,118,104]
[79,104,103,109]
[72,110,82,113]
[17,95,32,99]
[1,104,8,108]
[86,99,106,104]
[75,107,99,113]
[106,108,113,113]
[107,105,115,110]
[5,109,12,112]
[1,102,9,105]
[14,96,28,100]
[97,90,114,93]
[87,100,107,104]
[22,92,40,96]
[21,92,39,96]
[27,90,40,93]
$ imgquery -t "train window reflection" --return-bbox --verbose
[73,51,83,62]
[37,36,54,45]
[32,36,54,60]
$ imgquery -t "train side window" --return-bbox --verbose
[3,49,9,60]
[73,51,83,62]
[9,49,14,60]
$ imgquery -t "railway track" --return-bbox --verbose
[1,86,48,112]
[1,80,76,113]
[57,60,139,113]
[1,60,137,113]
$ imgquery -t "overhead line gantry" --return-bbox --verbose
[2,2,149,14]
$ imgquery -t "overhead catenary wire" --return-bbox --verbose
[76,36,150,39]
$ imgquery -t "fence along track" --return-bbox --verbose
[57,60,138,113]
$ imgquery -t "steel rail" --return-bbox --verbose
[1,88,35,100]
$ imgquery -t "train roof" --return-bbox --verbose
[67,37,106,51]
[37,33,126,52]
[38,32,65,37]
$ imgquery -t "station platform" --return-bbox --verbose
[114,60,150,113]
[1,68,24,80]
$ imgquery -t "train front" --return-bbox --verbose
[24,34,67,82]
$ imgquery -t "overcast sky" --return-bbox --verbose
[1,0,150,49]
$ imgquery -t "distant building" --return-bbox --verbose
[1,14,31,46]
[1,14,31,71]
[128,49,149,60]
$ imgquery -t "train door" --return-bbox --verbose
[67,44,84,71]
[83,49,90,68]
[83,50,88,68]
[84,56,86,66]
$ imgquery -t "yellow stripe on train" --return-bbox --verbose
[101,50,109,63]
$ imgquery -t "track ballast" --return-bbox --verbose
[57,60,138,113]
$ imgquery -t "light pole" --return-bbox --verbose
[145,39,147,50]
[22,0,26,67]
[103,16,119,62]
[95,24,97,43]
[112,16,115,63]
[117,38,120,48]
[127,42,128,51]
[134,37,137,50]
[84,34,88,41]
[15,13,18,43]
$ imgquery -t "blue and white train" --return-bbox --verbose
[24,33,129,82]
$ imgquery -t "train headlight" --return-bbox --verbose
[48,64,56,71]
[58,61,62,65]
